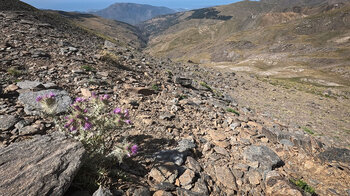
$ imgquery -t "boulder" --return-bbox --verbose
[243,145,284,174]
[0,132,85,196]
[0,115,17,131]
[18,89,72,115]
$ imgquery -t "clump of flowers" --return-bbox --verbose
[36,92,57,114]
[37,91,138,163]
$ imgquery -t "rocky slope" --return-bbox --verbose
[91,3,176,25]
[0,1,350,196]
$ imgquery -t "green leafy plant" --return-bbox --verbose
[7,67,22,77]
[81,65,94,72]
[178,94,188,100]
[226,108,240,116]
[302,127,315,135]
[200,81,213,92]
[152,84,160,91]
[290,179,316,195]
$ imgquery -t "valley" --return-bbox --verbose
[0,0,349,196]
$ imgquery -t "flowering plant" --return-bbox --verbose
[36,92,57,114]
[37,92,138,163]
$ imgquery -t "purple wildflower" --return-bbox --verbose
[124,109,129,118]
[100,94,110,101]
[83,109,88,113]
[83,122,92,130]
[130,145,138,155]
[48,92,56,98]
[125,120,131,124]
[36,96,43,102]
[73,105,82,112]
[113,108,121,114]
[70,126,77,132]
[75,97,85,103]
[91,92,97,98]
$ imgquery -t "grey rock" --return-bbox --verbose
[280,139,294,147]
[186,156,201,173]
[0,132,85,196]
[93,186,113,196]
[176,188,202,196]
[159,112,175,121]
[214,166,237,190]
[230,122,241,130]
[18,89,72,115]
[133,187,150,196]
[243,145,284,174]
[17,80,44,89]
[175,77,192,87]
[153,182,176,191]
[19,125,40,135]
[192,179,209,195]
[0,115,17,131]
[154,150,185,166]
[318,148,350,164]
[104,40,117,51]
[177,139,196,153]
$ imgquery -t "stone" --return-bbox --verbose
[247,170,261,185]
[243,145,284,173]
[186,157,201,173]
[17,80,44,89]
[81,88,92,97]
[4,84,18,92]
[265,171,302,196]
[229,122,241,130]
[318,148,350,164]
[153,190,172,196]
[133,187,150,196]
[0,115,17,131]
[159,112,175,121]
[177,139,196,153]
[19,125,40,135]
[176,188,202,196]
[18,89,72,115]
[154,150,185,166]
[214,146,229,156]
[0,132,85,196]
[215,166,237,190]
[104,40,117,50]
[175,77,192,88]
[148,163,179,184]
[192,179,209,195]
[153,182,176,191]
[179,169,196,186]
[208,130,227,141]
[93,186,113,196]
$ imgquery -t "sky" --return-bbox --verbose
[21,0,242,11]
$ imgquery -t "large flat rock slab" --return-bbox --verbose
[18,89,72,115]
[0,132,85,196]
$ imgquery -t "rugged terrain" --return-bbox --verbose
[91,3,176,26]
[0,0,350,196]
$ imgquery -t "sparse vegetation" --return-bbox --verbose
[302,127,315,135]
[290,179,316,195]
[226,108,240,116]
[151,84,160,91]
[81,65,94,72]
[7,67,22,77]
[200,81,213,92]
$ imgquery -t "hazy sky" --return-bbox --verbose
[21,0,242,11]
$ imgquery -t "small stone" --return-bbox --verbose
[131,87,156,96]
[81,88,92,97]
[247,170,261,185]
[19,125,40,135]
[153,190,172,196]
[4,84,18,92]
[177,139,196,153]
[192,179,208,195]
[133,187,150,196]
[153,182,176,191]
[97,72,109,77]
[174,77,192,87]
[243,145,284,173]
[179,169,196,186]
[154,150,185,166]
[93,186,112,196]
[186,157,201,173]
[148,163,179,184]
[0,115,17,131]
[214,146,229,156]
[215,166,237,190]
[208,130,227,141]
[318,147,350,164]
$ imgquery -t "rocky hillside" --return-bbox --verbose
[1,1,350,196]
[139,0,350,95]
[91,3,176,25]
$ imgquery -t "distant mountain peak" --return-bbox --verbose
[91,3,177,25]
